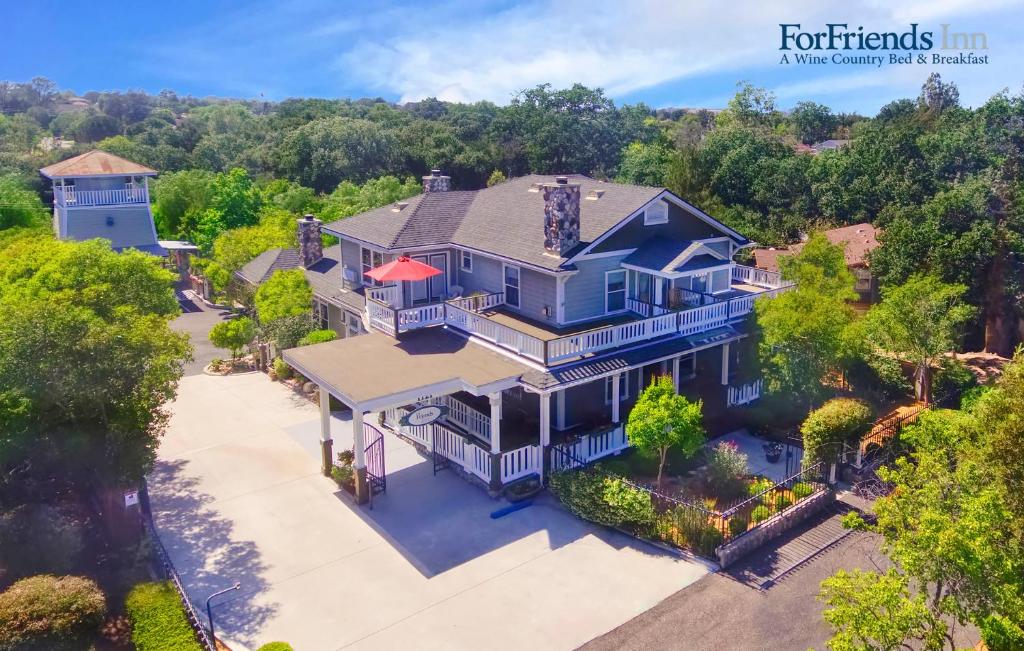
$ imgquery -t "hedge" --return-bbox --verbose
[0,575,106,651]
[548,468,654,531]
[257,643,294,651]
[801,398,873,464]
[125,582,203,651]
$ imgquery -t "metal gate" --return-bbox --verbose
[364,424,386,496]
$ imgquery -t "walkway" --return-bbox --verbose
[149,372,710,650]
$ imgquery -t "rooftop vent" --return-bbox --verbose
[391,201,409,212]
[555,176,569,185]
[585,189,605,201]
[528,182,542,193]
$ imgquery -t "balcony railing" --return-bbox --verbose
[55,185,148,208]
[365,277,793,366]
[366,284,400,307]
[731,264,791,289]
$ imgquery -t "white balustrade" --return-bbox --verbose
[727,379,763,406]
[444,302,546,363]
[466,442,492,482]
[732,264,788,289]
[56,185,148,207]
[545,312,677,363]
[397,303,445,331]
[443,396,491,442]
[365,299,396,336]
[550,424,629,471]
[367,284,400,307]
[499,444,542,483]
[448,292,505,312]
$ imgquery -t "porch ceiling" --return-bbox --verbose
[282,328,530,411]
[520,325,744,391]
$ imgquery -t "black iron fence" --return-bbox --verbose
[139,483,217,651]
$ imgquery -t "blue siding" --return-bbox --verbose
[458,252,557,324]
[563,254,629,323]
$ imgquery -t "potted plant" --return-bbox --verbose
[504,475,542,502]
[763,442,783,463]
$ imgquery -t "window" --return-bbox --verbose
[313,298,329,329]
[361,247,384,287]
[504,264,521,308]
[460,250,473,272]
[346,312,363,338]
[643,200,668,225]
[605,270,626,312]
[604,374,630,404]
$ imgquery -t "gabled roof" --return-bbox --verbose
[40,150,158,179]
[236,248,301,285]
[323,175,666,271]
[622,239,728,275]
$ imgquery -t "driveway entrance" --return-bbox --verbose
[150,372,711,650]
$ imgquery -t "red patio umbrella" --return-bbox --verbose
[363,255,442,282]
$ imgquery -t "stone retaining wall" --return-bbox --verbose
[715,489,835,568]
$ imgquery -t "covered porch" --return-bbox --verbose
[282,328,543,502]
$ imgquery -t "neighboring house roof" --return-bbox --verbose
[812,139,851,152]
[753,222,880,273]
[40,150,158,178]
[323,175,673,271]
[236,248,301,285]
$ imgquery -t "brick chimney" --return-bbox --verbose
[422,169,450,193]
[297,214,323,268]
[542,176,581,256]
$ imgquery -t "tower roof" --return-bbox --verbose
[40,150,158,179]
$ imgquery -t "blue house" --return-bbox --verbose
[40,150,197,265]
[279,171,793,502]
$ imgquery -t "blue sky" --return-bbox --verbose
[3,0,1022,114]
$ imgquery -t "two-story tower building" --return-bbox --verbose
[40,150,165,255]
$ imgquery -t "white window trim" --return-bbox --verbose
[461,250,473,272]
[360,245,385,287]
[604,269,628,314]
[503,263,521,308]
[643,200,668,226]
[604,374,630,405]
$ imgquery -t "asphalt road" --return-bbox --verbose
[581,528,890,651]
[170,288,233,375]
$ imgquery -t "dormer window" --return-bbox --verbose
[644,200,668,225]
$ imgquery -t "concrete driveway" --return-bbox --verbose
[150,372,711,650]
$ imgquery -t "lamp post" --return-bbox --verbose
[206,582,241,642]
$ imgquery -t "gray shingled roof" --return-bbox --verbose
[236,248,301,285]
[322,175,666,271]
[622,238,693,272]
[673,254,725,273]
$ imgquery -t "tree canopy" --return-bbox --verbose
[625,375,704,490]
[254,269,312,324]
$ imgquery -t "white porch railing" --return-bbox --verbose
[444,302,546,363]
[56,185,148,207]
[625,297,672,317]
[732,264,789,289]
[500,444,542,483]
[443,395,491,442]
[546,312,678,363]
[367,284,400,307]
[550,424,629,472]
[727,378,763,406]
[397,303,445,330]
[382,408,494,483]
[448,291,505,312]
[366,299,397,336]
[467,443,492,482]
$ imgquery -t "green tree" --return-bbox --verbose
[755,234,857,406]
[616,139,672,186]
[320,175,420,222]
[790,100,837,144]
[800,398,873,465]
[208,317,255,360]
[210,207,297,272]
[0,174,47,229]
[275,117,400,192]
[151,169,214,238]
[0,237,191,499]
[625,376,704,490]
[254,269,311,324]
[486,170,507,187]
[862,275,975,403]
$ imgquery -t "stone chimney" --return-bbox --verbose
[542,176,581,257]
[297,214,323,268]
[422,169,451,193]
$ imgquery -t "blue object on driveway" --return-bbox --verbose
[490,501,533,519]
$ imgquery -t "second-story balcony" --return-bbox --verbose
[55,184,149,208]
[363,264,793,367]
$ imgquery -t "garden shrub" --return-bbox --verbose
[747,477,774,499]
[297,329,337,347]
[792,482,814,499]
[751,505,772,523]
[331,464,353,487]
[774,493,793,510]
[257,643,294,651]
[801,398,873,465]
[272,357,292,380]
[933,359,977,401]
[0,504,84,583]
[706,440,748,500]
[657,506,722,556]
[125,582,202,651]
[548,470,654,531]
[208,317,255,359]
[0,575,106,651]
[728,517,749,538]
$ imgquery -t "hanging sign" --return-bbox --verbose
[400,405,449,427]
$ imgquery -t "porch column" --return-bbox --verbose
[672,357,681,393]
[539,392,551,483]
[488,392,503,494]
[654,278,664,307]
[352,409,369,504]
[555,389,566,430]
[318,386,333,476]
[611,373,621,423]
[721,343,731,386]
